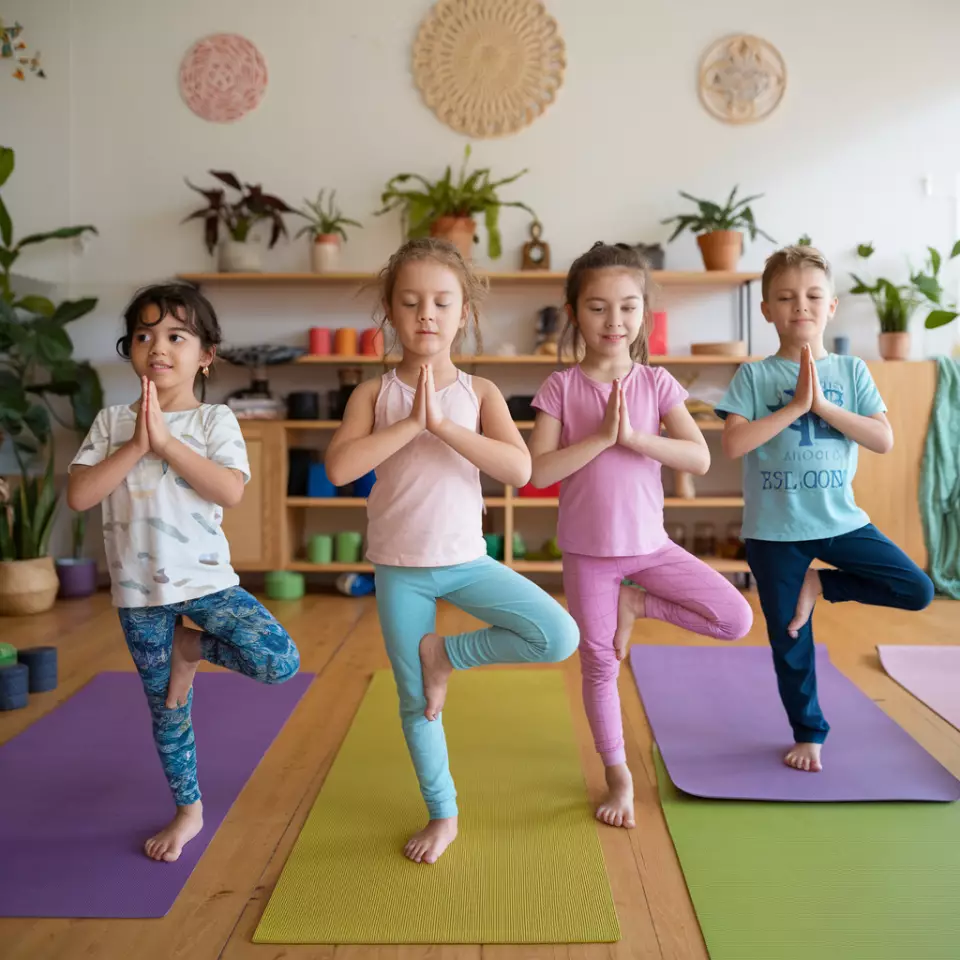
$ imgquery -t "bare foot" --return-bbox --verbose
[404,816,458,864]
[596,763,636,828]
[144,802,204,862]
[419,632,453,721]
[784,742,823,772]
[614,585,645,661]
[786,568,821,638]
[166,623,203,709]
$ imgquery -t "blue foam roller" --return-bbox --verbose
[17,646,58,693]
[353,470,377,498]
[307,463,337,498]
[0,663,29,710]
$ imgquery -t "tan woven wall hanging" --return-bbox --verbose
[698,34,786,124]
[413,0,566,138]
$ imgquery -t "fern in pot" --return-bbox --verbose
[661,186,775,271]
[295,189,362,274]
[375,145,534,261]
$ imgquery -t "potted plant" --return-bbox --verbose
[184,171,296,273]
[661,186,775,271]
[850,242,960,360]
[295,189,362,274]
[1,144,102,614]
[375,145,534,261]
[55,510,97,599]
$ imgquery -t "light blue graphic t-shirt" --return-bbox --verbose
[716,354,886,542]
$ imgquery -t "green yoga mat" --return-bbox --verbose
[255,669,620,944]
[655,751,960,959]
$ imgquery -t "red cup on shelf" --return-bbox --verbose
[334,328,358,356]
[309,327,332,355]
[649,311,668,355]
[518,481,561,498]
[360,328,384,357]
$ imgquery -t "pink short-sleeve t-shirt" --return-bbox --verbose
[532,364,688,557]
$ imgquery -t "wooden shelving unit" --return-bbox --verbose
[292,353,758,366]
[276,418,725,432]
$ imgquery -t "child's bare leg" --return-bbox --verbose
[419,632,453,721]
[166,622,202,709]
[403,816,459,864]
[784,742,823,772]
[144,801,204,862]
[596,763,636,828]
[614,584,646,661]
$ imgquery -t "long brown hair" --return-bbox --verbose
[371,237,488,356]
[561,242,653,365]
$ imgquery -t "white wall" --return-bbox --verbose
[3,0,960,554]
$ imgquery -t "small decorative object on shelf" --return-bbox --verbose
[335,532,364,564]
[674,470,696,500]
[484,533,505,561]
[412,0,565,138]
[334,328,358,355]
[850,241,960,359]
[522,221,551,271]
[375,145,535,260]
[832,335,850,355]
[534,306,562,356]
[309,327,332,355]
[698,34,786,125]
[359,328,384,357]
[265,570,304,601]
[518,481,561,498]
[691,340,747,357]
[184,171,295,272]
[286,391,320,421]
[308,535,334,564]
[661,187,774,271]
[666,523,686,549]
[294,189,362,274]
[649,311,668,355]
[220,344,304,418]
[632,242,665,270]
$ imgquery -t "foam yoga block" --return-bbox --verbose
[308,535,333,564]
[0,663,29,711]
[17,646,58,693]
[335,532,363,563]
[265,571,305,601]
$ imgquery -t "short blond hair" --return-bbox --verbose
[762,245,833,301]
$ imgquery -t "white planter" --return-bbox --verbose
[219,240,262,273]
[311,236,341,274]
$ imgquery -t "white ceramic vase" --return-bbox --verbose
[311,235,341,273]
[219,240,262,273]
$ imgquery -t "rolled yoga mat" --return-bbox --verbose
[0,670,313,918]
[254,669,620,944]
[630,644,960,801]
[878,644,960,732]
[654,749,960,960]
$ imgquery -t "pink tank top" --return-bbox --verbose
[365,368,487,567]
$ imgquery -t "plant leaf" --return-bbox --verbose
[856,243,875,259]
[0,146,14,188]
[912,273,942,304]
[51,297,96,325]
[33,318,73,364]
[951,240,960,260]
[928,247,942,276]
[0,247,18,271]
[924,309,959,329]
[484,204,501,260]
[0,195,12,248]
[14,295,55,316]
[69,361,103,432]
[209,170,242,191]
[16,225,98,249]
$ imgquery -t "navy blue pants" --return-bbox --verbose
[745,524,934,744]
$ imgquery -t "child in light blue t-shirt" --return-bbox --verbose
[717,246,933,774]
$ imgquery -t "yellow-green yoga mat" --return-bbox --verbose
[655,750,960,959]
[254,669,620,944]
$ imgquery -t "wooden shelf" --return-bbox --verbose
[267,418,723,432]
[511,557,752,574]
[288,561,373,573]
[293,353,757,367]
[180,270,760,287]
[511,496,744,508]
[287,496,507,507]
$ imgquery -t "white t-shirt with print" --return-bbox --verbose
[69,403,250,609]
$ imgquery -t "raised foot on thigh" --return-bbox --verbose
[784,741,823,772]
[166,622,203,709]
[614,585,645,661]
[144,802,204,862]
[419,632,453,721]
[596,763,636,828]
[787,568,821,639]
[404,816,458,864]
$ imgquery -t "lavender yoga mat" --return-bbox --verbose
[878,645,960,732]
[0,670,312,918]
[630,644,960,802]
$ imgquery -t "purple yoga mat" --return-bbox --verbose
[0,670,313,918]
[878,645,960,732]
[630,644,960,802]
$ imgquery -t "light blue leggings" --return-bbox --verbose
[374,555,580,820]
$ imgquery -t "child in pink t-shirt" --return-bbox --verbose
[530,242,753,829]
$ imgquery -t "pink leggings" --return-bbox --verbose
[563,542,753,767]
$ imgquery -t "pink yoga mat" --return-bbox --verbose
[0,671,312,918]
[630,644,960,802]
[878,645,960,732]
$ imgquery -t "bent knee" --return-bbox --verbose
[541,608,580,663]
[270,643,301,682]
[717,596,754,641]
[902,572,935,611]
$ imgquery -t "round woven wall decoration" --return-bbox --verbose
[413,0,566,138]
[698,34,786,125]
[179,33,268,123]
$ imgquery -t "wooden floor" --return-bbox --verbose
[2,589,959,960]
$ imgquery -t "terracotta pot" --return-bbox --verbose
[0,557,59,616]
[879,331,910,360]
[430,217,476,260]
[696,230,743,271]
[219,240,262,273]
[311,235,341,273]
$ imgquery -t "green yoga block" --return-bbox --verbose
[265,571,305,601]
[0,643,16,668]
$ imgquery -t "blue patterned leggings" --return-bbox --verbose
[118,586,300,806]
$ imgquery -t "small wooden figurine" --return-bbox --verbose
[521,220,551,271]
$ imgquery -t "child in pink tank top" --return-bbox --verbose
[530,243,753,830]
[326,239,578,866]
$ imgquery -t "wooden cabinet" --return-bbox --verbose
[221,421,285,571]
